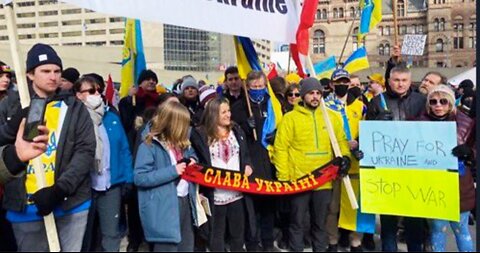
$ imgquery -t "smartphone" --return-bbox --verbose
[23,98,47,142]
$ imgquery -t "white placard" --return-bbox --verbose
[401,34,427,56]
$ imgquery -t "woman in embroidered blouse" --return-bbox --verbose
[190,97,254,252]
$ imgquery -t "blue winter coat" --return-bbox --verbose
[103,109,133,185]
[134,138,198,243]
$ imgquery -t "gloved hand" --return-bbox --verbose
[265,130,276,145]
[452,144,473,160]
[351,149,364,161]
[177,157,193,166]
[247,116,256,129]
[333,156,351,177]
[121,183,134,200]
[30,185,66,216]
[376,111,393,121]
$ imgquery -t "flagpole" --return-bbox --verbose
[287,46,292,75]
[242,81,257,141]
[4,1,61,251]
[338,17,357,65]
[292,0,358,209]
[392,0,399,45]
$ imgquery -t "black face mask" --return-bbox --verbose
[334,85,349,97]
[347,87,362,104]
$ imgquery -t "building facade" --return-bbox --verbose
[311,0,476,68]
[0,0,271,72]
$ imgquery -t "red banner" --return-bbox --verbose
[181,161,339,195]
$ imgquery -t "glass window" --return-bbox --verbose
[350,7,355,18]
[385,43,390,55]
[440,18,445,31]
[313,29,326,54]
[436,39,444,52]
[385,26,390,35]
[379,44,384,55]
[333,8,338,18]
[434,19,439,32]
[339,8,344,18]
[322,9,327,19]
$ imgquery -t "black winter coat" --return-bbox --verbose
[366,89,426,121]
[2,92,96,212]
[230,97,276,180]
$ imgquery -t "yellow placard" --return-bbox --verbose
[360,168,460,222]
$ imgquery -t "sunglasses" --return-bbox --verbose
[79,88,98,95]
[288,92,300,97]
[429,98,449,106]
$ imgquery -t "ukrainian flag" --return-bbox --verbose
[343,47,370,74]
[339,180,376,233]
[233,36,283,152]
[359,0,382,34]
[312,56,336,79]
[120,18,146,98]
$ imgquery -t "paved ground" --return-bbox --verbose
[119,221,476,252]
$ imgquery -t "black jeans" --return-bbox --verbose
[0,200,17,251]
[289,190,332,252]
[380,215,424,252]
[245,195,276,250]
[210,199,245,252]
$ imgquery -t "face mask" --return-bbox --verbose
[322,90,332,98]
[249,88,267,102]
[348,87,363,99]
[85,95,105,115]
[334,85,349,97]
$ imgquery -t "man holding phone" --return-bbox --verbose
[1,43,95,251]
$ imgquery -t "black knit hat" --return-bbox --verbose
[26,43,62,72]
[137,69,158,85]
[300,77,323,98]
[61,67,80,84]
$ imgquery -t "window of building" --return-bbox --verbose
[39,21,58,28]
[317,10,321,20]
[454,24,464,49]
[436,38,444,52]
[39,10,58,16]
[397,0,405,17]
[379,44,384,55]
[350,7,355,18]
[17,1,35,7]
[85,18,106,24]
[39,32,58,38]
[400,25,407,35]
[339,8,344,18]
[378,26,383,36]
[62,31,82,37]
[440,18,445,31]
[0,36,8,41]
[469,37,476,48]
[86,41,107,46]
[61,9,82,15]
[313,29,326,54]
[434,18,439,32]
[385,26,390,35]
[109,17,124,23]
[333,8,338,18]
[352,27,366,50]
[86,30,106,36]
[62,20,82,26]
[436,61,444,68]
[63,42,82,46]
[17,12,35,18]
[410,25,416,34]
[321,9,327,19]
[417,24,424,34]
[110,40,124,46]
[0,25,6,30]
[39,0,58,5]
[18,23,36,29]
[384,43,390,55]
[85,9,95,13]
[110,28,124,34]
[19,34,35,39]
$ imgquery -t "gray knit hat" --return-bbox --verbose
[299,77,323,98]
[181,77,198,92]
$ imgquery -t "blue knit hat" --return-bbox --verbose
[26,43,62,72]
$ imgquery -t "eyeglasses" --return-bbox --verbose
[429,98,449,106]
[287,92,300,97]
[79,88,97,95]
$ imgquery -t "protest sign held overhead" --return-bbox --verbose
[401,34,427,56]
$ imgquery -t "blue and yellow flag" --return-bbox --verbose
[233,36,283,151]
[359,0,382,35]
[343,47,370,74]
[120,18,146,98]
[312,56,336,79]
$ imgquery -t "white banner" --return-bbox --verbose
[61,0,300,43]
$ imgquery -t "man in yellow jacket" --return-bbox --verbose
[273,77,351,252]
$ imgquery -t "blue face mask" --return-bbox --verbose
[249,88,268,102]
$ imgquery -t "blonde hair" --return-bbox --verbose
[426,91,455,115]
[146,100,191,149]
[201,97,232,145]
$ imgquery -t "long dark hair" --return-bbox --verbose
[201,97,232,145]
